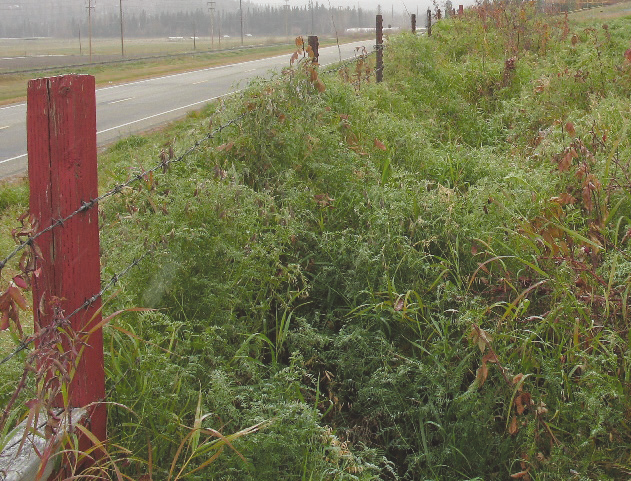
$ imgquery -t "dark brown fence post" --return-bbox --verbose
[376,14,383,83]
[426,8,432,36]
[27,75,106,446]
[411,14,417,33]
[307,35,319,64]
[459,5,464,16]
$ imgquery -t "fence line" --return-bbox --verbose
[0,47,371,275]
[0,112,247,371]
[0,27,383,478]
[0,115,245,276]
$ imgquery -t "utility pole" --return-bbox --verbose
[119,0,124,57]
[207,1,215,49]
[309,0,314,34]
[284,0,289,39]
[86,0,94,62]
[240,0,244,46]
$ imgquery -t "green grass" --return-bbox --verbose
[2,4,631,479]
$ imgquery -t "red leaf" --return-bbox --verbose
[394,298,404,311]
[565,122,576,136]
[0,311,9,330]
[625,48,631,63]
[8,286,27,311]
[13,276,28,289]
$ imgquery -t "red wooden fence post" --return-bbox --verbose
[27,75,106,445]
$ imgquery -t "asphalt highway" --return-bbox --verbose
[0,41,371,180]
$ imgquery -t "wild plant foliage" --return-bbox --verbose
[2,2,631,479]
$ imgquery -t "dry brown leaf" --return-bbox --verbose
[217,142,234,152]
[510,471,530,479]
[558,148,577,172]
[482,351,498,364]
[515,392,532,415]
[549,193,576,205]
[315,79,326,93]
[476,363,489,387]
[470,327,489,353]
[374,138,387,151]
[508,415,519,435]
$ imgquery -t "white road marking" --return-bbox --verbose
[192,80,209,85]
[244,68,257,73]
[109,97,134,104]
[97,90,241,134]
[0,103,25,110]
[0,153,26,165]
[0,126,9,131]
[96,52,291,91]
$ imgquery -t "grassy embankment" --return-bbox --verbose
[2,2,631,479]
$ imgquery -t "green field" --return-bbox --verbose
[0,35,291,58]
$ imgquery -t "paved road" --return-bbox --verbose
[0,41,370,179]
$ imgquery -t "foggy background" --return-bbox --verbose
[0,0,471,39]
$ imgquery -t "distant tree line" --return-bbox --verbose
[0,4,377,39]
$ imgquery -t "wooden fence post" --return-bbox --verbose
[426,8,432,36]
[376,14,383,83]
[459,5,464,16]
[307,35,319,64]
[411,13,417,33]
[27,75,106,447]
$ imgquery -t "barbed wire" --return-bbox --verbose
[0,337,31,365]
[0,114,245,275]
[0,247,153,367]
[320,50,376,75]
